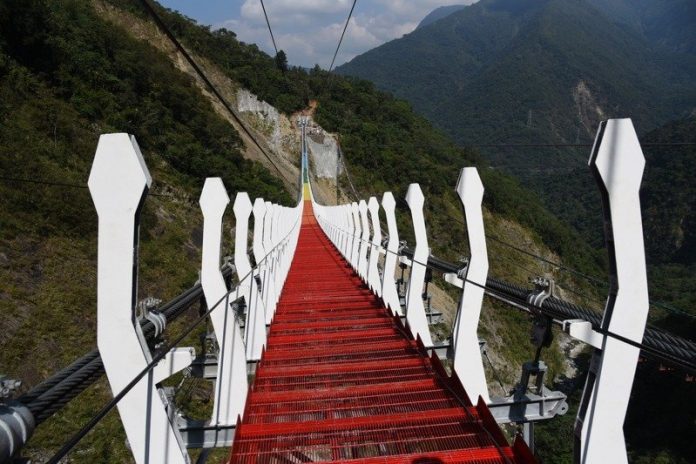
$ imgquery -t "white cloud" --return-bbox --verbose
[218,0,479,68]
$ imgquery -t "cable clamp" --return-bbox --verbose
[0,376,21,401]
[527,276,555,308]
[139,297,165,338]
[444,257,469,289]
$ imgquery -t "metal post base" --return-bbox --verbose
[177,417,235,449]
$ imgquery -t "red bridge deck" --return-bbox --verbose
[228,201,534,464]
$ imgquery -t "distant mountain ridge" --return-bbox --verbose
[337,0,696,173]
[417,4,467,29]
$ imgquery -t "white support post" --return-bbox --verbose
[234,192,265,362]
[357,200,370,280]
[451,168,490,404]
[366,197,383,296]
[342,205,351,259]
[575,118,650,464]
[272,205,284,303]
[381,192,402,316]
[252,199,270,325]
[199,179,248,426]
[263,201,277,323]
[350,202,361,270]
[89,133,190,464]
[404,184,434,347]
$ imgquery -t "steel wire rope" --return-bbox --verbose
[328,0,358,73]
[0,175,195,203]
[389,195,696,322]
[259,0,278,56]
[18,266,233,423]
[136,0,288,181]
[45,216,301,463]
[45,288,237,464]
[337,146,360,202]
[318,220,696,372]
[463,142,696,148]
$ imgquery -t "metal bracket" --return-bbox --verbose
[562,319,603,349]
[527,277,555,308]
[176,416,235,449]
[443,257,469,289]
[0,377,21,401]
[489,360,568,425]
[0,400,35,462]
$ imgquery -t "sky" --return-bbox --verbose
[157,1,477,68]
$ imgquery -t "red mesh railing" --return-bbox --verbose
[228,200,535,464]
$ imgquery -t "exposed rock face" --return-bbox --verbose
[236,89,284,153]
[572,80,606,138]
[305,127,341,180]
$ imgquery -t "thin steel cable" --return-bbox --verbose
[319,219,696,372]
[0,175,189,201]
[328,0,357,73]
[464,142,696,148]
[45,217,301,462]
[259,0,278,56]
[483,350,507,394]
[337,144,360,201]
[137,0,287,181]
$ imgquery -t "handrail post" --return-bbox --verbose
[234,192,265,361]
[381,192,402,315]
[263,201,277,323]
[404,184,434,347]
[367,197,383,295]
[342,205,351,258]
[451,167,490,403]
[357,200,370,280]
[200,179,248,426]
[252,199,269,325]
[575,119,650,464]
[350,202,361,270]
[89,133,189,464]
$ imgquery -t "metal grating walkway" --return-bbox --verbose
[228,200,535,463]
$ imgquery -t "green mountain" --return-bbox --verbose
[417,4,467,29]
[587,0,696,54]
[1,0,605,461]
[533,116,696,335]
[3,1,692,463]
[337,0,696,174]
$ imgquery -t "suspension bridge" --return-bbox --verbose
[1,117,695,464]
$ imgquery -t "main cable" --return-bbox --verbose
[321,220,696,372]
[328,0,357,73]
[137,0,287,181]
[259,0,278,56]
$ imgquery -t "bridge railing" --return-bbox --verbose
[310,118,692,463]
[17,132,305,464]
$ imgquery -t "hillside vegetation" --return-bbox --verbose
[338,0,696,173]
[3,0,685,463]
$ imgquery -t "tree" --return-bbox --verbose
[275,50,287,72]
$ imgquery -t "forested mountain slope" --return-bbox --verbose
[337,0,696,174]
[3,0,692,462]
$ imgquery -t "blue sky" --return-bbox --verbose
[158,1,477,68]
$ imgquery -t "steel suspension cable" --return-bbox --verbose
[321,220,696,372]
[328,0,357,73]
[136,0,287,180]
[259,0,279,56]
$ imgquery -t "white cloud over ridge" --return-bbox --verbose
[214,0,478,68]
